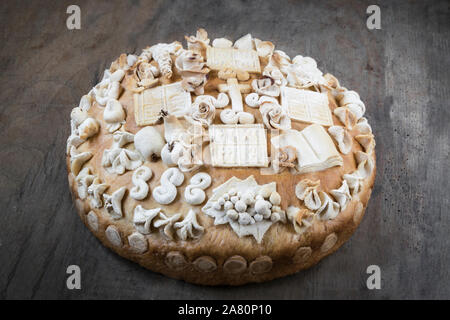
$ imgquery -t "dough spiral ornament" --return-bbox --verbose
[130,166,153,200]
[184,172,212,205]
[152,168,185,204]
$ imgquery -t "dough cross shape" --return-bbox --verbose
[218,78,251,113]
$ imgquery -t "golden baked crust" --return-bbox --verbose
[66,30,376,285]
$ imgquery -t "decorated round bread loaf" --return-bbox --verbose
[66,28,376,285]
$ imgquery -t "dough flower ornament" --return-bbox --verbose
[330,180,352,210]
[251,78,280,97]
[103,187,127,220]
[152,167,185,205]
[92,69,125,106]
[175,50,210,95]
[343,151,374,195]
[336,90,366,120]
[101,130,143,175]
[173,209,204,240]
[66,95,93,153]
[328,125,353,154]
[133,206,161,234]
[185,95,217,127]
[286,206,315,234]
[259,96,291,130]
[202,176,286,243]
[69,146,93,176]
[130,166,153,200]
[154,212,182,240]
[272,146,297,173]
[285,55,326,91]
[356,117,372,134]
[103,99,126,133]
[316,191,340,220]
[161,115,204,172]
[132,60,160,91]
[334,106,358,129]
[295,179,322,211]
[355,134,376,154]
[87,178,109,208]
[75,167,95,200]
[184,172,212,205]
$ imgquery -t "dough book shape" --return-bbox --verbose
[281,87,333,126]
[206,46,261,73]
[134,82,191,126]
[209,124,269,167]
[272,124,343,174]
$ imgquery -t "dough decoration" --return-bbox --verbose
[153,212,182,240]
[295,179,321,211]
[185,28,210,55]
[334,106,357,129]
[103,187,127,220]
[134,126,165,161]
[316,191,340,220]
[105,225,122,247]
[206,46,261,73]
[280,87,333,126]
[103,99,126,133]
[175,49,210,95]
[92,69,125,106]
[355,134,375,154]
[184,94,228,127]
[161,115,203,172]
[70,146,93,176]
[148,42,182,79]
[202,176,286,243]
[272,146,297,173]
[86,211,99,232]
[251,78,280,97]
[134,82,192,126]
[67,100,92,152]
[259,96,291,130]
[285,55,326,90]
[217,78,254,124]
[184,172,212,205]
[87,177,109,209]
[328,125,353,154]
[173,209,204,240]
[271,124,343,174]
[75,167,95,200]
[152,167,184,205]
[343,151,374,195]
[286,206,315,234]
[130,166,153,200]
[102,130,143,175]
[133,206,204,241]
[132,60,160,92]
[209,124,269,167]
[128,232,148,253]
[356,117,372,134]
[133,206,161,234]
[336,90,366,120]
[330,180,352,210]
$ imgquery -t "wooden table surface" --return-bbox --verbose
[0,0,448,299]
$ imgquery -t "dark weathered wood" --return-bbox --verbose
[0,0,448,299]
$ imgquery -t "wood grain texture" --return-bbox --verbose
[0,0,448,299]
